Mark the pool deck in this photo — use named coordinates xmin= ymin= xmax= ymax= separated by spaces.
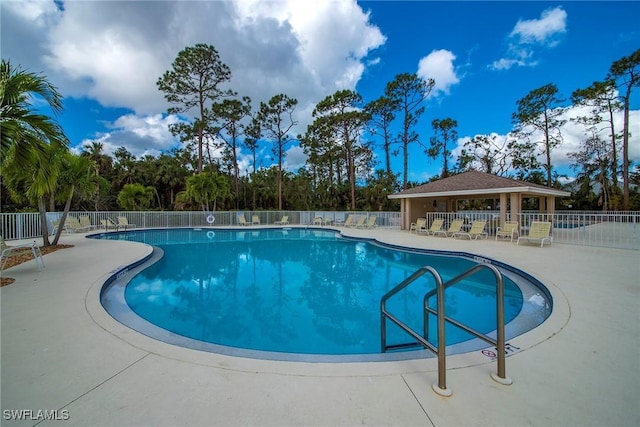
xmin=1 ymin=227 xmax=638 ymax=427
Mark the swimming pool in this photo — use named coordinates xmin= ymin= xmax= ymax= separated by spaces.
xmin=97 ymin=228 xmax=552 ymax=362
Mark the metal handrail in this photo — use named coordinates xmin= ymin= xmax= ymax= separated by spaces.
xmin=380 ymin=263 xmax=512 ymax=397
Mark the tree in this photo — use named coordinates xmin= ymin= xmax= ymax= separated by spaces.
xmin=385 ymin=73 xmax=435 ymax=189
xmin=512 ymin=83 xmax=566 ymax=187
xmin=0 ymin=60 xmax=68 ymax=171
xmin=81 ymin=141 xmax=114 ymax=210
xmin=117 ymin=183 xmax=156 ymax=211
xmin=211 ymin=96 xmax=252 ymax=207
xmin=571 ymin=80 xmax=622 ymax=209
xmin=256 ymin=94 xmax=298 ymax=210
xmin=244 ymin=116 xmax=261 ymax=210
xmin=311 ymin=90 xmax=370 ymax=209
xmin=428 ymin=118 xmax=457 ymax=178
xmin=157 ymin=44 xmax=233 ymax=173
xmin=365 ymin=96 xmax=397 ymax=175
xmin=51 ymin=153 xmax=104 ymax=245
xmin=568 ymin=129 xmax=614 ymax=211
xmin=608 ymin=48 xmax=640 ymax=210
xmin=2 ymin=144 xmax=62 ymax=246
xmin=455 ymin=134 xmax=518 ymax=176
xmin=183 ymin=172 xmax=231 ymax=212
xmin=0 ymin=60 xmax=69 ymax=245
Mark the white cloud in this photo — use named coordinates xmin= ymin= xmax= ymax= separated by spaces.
xmin=81 ymin=114 xmax=182 ymax=158
xmin=490 ymin=6 xmax=567 ymax=71
xmin=1 ymin=0 xmax=386 ymax=165
xmin=510 ymin=7 xmax=567 ymax=44
xmin=12 ymin=0 xmax=384 ymax=128
xmin=417 ymin=49 xmax=460 ymax=96
xmin=453 ymin=105 xmax=640 ymax=178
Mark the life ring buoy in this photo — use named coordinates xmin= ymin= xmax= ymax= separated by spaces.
xmin=206 ymin=214 xmax=215 ymax=224
xmin=206 ymin=230 xmax=215 ymax=239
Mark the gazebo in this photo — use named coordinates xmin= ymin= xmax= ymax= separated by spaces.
xmin=388 ymin=170 xmax=571 ymax=230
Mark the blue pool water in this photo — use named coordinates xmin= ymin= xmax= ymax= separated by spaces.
xmin=97 ymin=228 xmax=551 ymax=359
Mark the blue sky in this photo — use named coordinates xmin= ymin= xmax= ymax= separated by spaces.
xmin=2 ymin=0 xmax=639 ymax=184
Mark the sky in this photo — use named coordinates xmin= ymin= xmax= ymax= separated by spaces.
xmin=2 ymin=0 xmax=639 ymax=184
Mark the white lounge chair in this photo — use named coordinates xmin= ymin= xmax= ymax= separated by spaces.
xmin=357 ymin=216 xmax=377 ymax=229
xmin=496 ymin=221 xmax=519 ymax=242
xmin=453 ymin=220 xmax=488 ymax=240
xmin=517 ymin=221 xmax=552 ymax=247
xmin=117 ymin=216 xmax=135 ymax=231
xmin=274 ymin=215 xmax=289 ymax=225
xmin=433 ymin=219 xmax=464 ymax=237
xmin=410 ymin=218 xmax=427 ymax=234
xmin=1 ymin=236 xmax=45 ymax=273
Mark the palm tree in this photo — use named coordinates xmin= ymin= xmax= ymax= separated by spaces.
xmin=51 ymin=153 xmax=105 ymax=245
xmin=117 ymin=183 xmax=156 ymax=211
xmin=0 ymin=60 xmax=68 ymax=170
xmin=1 ymin=60 xmax=69 ymax=245
xmin=184 ymin=172 xmax=231 ymax=212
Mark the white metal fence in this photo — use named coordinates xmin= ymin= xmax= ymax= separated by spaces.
xmin=2 ymin=210 xmax=638 ymax=250
xmin=0 ymin=210 xmax=400 ymax=239
xmin=423 ymin=211 xmax=640 ymax=250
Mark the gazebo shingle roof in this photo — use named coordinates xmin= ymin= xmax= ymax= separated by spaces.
xmin=389 ymin=170 xmax=569 ymax=198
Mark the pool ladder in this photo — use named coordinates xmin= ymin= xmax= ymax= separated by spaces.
xmin=380 ymin=263 xmax=513 ymax=397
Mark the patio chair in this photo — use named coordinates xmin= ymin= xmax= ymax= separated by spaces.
xmin=495 ymin=221 xmax=519 ymax=242
xmin=343 ymin=215 xmax=356 ymax=227
xmin=410 ymin=218 xmax=427 ymax=234
xmin=67 ymin=216 xmax=92 ymax=233
xmin=322 ymin=216 xmax=333 ymax=225
xmin=1 ymin=236 xmax=45 ymax=273
xmin=117 ymin=216 xmax=136 ymax=231
xmin=425 ymin=218 xmax=445 ymax=236
xmin=312 ymin=216 xmax=323 ymax=225
xmin=274 ymin=215 xmax=289 ymax=225
xmin=51 ymin=219 xmax=69 ymax=235
xmin=101 ymin=218 xmax=119 ymax=231
xmin=251 ymin=215 xmax=261 ymax=225
xmin=237 ymin=215 xmax=249 ymax=226
xmin=354 ymin=216 xmax=367 ymax=228
xmin=517 ymin=221 xmax=552 ymax=247
xmin=79 ymin=215 xmax=97 ymax=231
xmin=357 ymin=215 xmax=377 ymax=229
xmin=453 ymin=220 xmax=488 ymax=240
xmin=433 ymin=219 xmax=464 ymax=237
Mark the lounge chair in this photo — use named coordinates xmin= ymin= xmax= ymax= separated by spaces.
xmin=101 ymin=218 xmax=119 ymax=231
xmin=313 ymin=216 xmax=323 ymax=225
xmin=517 ymin=221 xmax=552 ymax=247
xmin=357 ymin=215 xmax=377 ymax=229
xmin=354 ymin=216 xmax=367 ymax=228
xmin=79 ymin=215 xmax=96 ymax=231
xmin=117 ymin=216 xmax=135 ymax=231
xmin=274 ymin=215 xmax=289 ymax=225
xmin=237 ymin=215 xmax=249 ymax=226
xmin=1 ymin=236 xmax=45 ymax=273
xmin=453 ymin=220 xmax=488 ymax=240
xmin=51 ymin=219 xmax=68 ymax=234
xmin=496 ymin=221 xmax=519 ymax=242
xmin=410 ymin=218 xmax=427 ymax=234
xmin=343 ymin=215 xmax=356 ymax=227
xmin=433 ymin=219 xmax=464 ymax=237
xmin=67 ymin=216 xmax=92 ymax=233
xmin=322 ymin=216 xmax=333 ymax=225
xmin=425 ymin=218 xmax=445 ymax=236
xmin=251 ymin=215 xmax=261 ymax=225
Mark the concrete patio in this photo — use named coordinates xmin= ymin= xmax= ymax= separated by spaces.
xmin=1 ymin=228 xmax=638 ymax=426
